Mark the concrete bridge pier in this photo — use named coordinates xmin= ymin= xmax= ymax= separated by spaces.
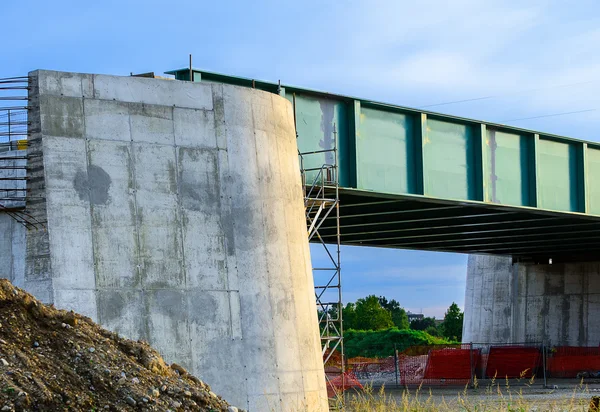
xmin=463 ymin=255 xmax=600 ymax=346
xmin=0 ymin=70 xmax=328 ymax=411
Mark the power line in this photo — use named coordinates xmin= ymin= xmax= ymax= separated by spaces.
xmin=419 ymin=95 xmax=496 ymax=108
xmin=418 ymin=80 xmax=596 ymax=109
xmin=501 ymin=108 xmax=596 ymax=123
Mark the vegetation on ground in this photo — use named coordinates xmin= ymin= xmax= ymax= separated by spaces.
xmin=333 ymin=379 xmax=599 ymax=412
xmin=344 ymin=328 xmax=453 ymax=358
xmin=339 ymin=295 xmax=464 ymax=341
xmin=334 ymin=295 xmax=465 ymax=358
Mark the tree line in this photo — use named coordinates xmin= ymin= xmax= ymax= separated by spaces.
xmin=341 ymin=295 xmax=464 ymax=341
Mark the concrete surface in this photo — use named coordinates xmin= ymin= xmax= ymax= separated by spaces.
xmin=7 ymin=70 xmax=328 ymax=411
xmin=463 ymin=255 xmax=600 ymax=346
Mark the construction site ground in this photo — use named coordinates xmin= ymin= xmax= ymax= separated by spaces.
xmin=0 ymin=279 xmax=239 ymax=411
xmin=347 ymin=380 xmax=600 ymax=410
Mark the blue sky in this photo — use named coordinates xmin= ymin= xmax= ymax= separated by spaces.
xmin=4 ymin=0 xmax=600 ymax=318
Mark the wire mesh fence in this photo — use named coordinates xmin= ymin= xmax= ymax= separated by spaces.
xmin=327 ymin=342 xmax=583 ymax=390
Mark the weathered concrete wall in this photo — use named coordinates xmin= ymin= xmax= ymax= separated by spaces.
xmin=21 ymin=70 xmax=328 ymax=411
xmin=463 ymin=255 xmax=600 ymax=346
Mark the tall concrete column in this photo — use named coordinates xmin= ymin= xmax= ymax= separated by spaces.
xmin=15 ymin=70 xmax=328 ymax=411
xmin=463 ymin=254 xmax=600 ymax=346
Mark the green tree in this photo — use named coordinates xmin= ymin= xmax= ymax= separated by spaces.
xmin=343 ymin=328 xmax=452 ymax=358
xmin=342 ymin=302 xmax=357 ymax=330
xmin=377 ymin=296 xmax=409 ymax=330
xmin=410 ymin=316 xmax=437 ymax=331
xmin=425 ymin=325 xmax=440 ymax=337
xmin=344 ymin=295 xmax=394 ymax=331
xmin=441 ymin=302 xmax=464 ymax=341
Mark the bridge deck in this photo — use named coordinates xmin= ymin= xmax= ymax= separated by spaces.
xmin=0 ymin=69 xmax=565 ymax=261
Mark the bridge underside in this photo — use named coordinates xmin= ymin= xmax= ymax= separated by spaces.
xmin=316 ymin=189 xmax=600 ymax=263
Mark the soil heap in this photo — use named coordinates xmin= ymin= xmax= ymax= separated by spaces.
xmin=0 ymin=279 xmax=239 ymax=411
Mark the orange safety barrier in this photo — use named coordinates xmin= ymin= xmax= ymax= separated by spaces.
xmin=484 ymin=346 xmax=541 ymax=378
xmin=423 ymin=348 xmax=477 ymax=380
xmin=326 ymin=371 xmax=363 ymax=398
xmin=547 ymin=346 xmax=600 ymax=378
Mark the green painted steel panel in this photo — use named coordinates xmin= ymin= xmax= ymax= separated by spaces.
xmin=167 ymin=68 xmax=600 ymax=220
xmin=537 ymin=138 xmax=581 ymax=212
xmin=587 ymin=147 xmax=600 ymax=214
xmin=423 ymin=119 xmax=479 ymax=200
xmin=483 ymin=129 xmax=533 ymax=207
xmin=356 ymin=107 xmax=417 ymax=195
xmin=163 ymin=68 xmax=600 ymax=260
xmin=286 ymin=94 xmax=350 ymax=186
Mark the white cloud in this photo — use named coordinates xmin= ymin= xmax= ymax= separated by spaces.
xmin=265 ymin=0 xmax=600 ymax=140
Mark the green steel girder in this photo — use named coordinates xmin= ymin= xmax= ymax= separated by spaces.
xmin=167 ymin=68 xmax=600 ymax=262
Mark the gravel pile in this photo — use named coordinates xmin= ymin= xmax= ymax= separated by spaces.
xmin=0 ymin=279 xmax=241 ymax=411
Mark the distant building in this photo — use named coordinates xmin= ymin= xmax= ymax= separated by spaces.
xmin=407 ymin=312 xmax=424 ymax=323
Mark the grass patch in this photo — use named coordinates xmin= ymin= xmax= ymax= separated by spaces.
xmin=332 ymin=379 xmax=598 ymax=411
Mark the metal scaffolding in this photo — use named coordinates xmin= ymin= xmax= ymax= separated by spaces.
xmin=297 ymin=123 xmax=345 ymax=393
xmin=0 ymin=75 xmax=41 ymax=229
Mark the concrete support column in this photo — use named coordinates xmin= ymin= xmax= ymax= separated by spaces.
xmin=464 ymin=254 xmax=600 ymax=346
xmin=11 ymin=70 xmax=328 ymax=411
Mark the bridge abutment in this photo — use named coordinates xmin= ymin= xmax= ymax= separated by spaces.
xmin=464 ymin=255 xmax=600 ymax=346
xmin=0 ymin=70 xmax=328 ymax=411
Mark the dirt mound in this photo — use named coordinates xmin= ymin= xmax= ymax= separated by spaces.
xmin=0 ymin=279 xmax=239 ymax=411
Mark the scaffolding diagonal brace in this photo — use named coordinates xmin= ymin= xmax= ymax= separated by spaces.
xmin=298 ymin=122 xmax=345 ymax=396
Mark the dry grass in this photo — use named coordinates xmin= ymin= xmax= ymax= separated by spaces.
xmin=331 ymin=377 xmax=598 ymax=412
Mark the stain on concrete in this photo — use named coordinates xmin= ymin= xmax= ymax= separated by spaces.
xmin=561 ymin=296 xmax=570 ymax=344
xmin=231 ymin=204 xmax=258 ymax=251
xmin=151 ymin=289 xmax=187 ymax=322
xmin=40 ymin=95 xmax=85 ymax=138
xmin=167 ymin=160 xmax=178 ymax=194
xmin=544 ymin=271 xmax=565 ymax=295
xmin=128 ymin=103 xmax=173 ymax=120
xmin=223 ymin=221 xmax=236 ymax=257
xmin=178 ymin=148 xmax=220 ymax=213
xmin=212 ymin=86 xmax=227 ymax=149
xmin=98 ymin=290 xmax=127 ymax=321
xmin=189 ymin=292 xmax=218 ymax=326
xmin=96 ymin=290 xmax=148 ymax=341
xmin=276 ymin=295 xmax=291 ymax=320
xmin=73 ymin=165 xmax=112 ymax=205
